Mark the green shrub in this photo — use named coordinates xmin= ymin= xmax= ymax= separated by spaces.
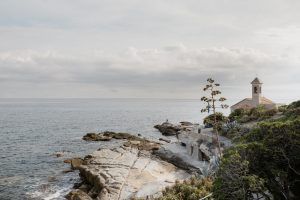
xmin=230 ymin=106 xmax=278 ymax=123
xmin=157 ymin=177 xmax=213 ymax=200
xmin=213 ymin=116 xmax=300 ymax=200
xmin=229 ymin=108 xmax=247 ymax=122
xmin=203 ymin=112 xmax=228 ymax=128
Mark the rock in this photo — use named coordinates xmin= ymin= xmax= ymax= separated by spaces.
xmin=48 ymin=176 xmax=57 ymax=182
xmin=63 ymin=169 xmax=74 ymax=174
xmin=154 ymin=122 xmax=180 ymax=136
xmin=123 ymin=140 xmax=161 ymax=151
xmin=153 ymin=148 xmax=202 ymax=175
xmin=55 ymin=152 xmax=64 ymax=157
xmin=83 ymin=131 xmax=161 ymax=152
xmin=180 ymin=121 xmax=194 ymax=126
xmin=71 ymin=158 xmax=83 ymax=170
xmin=82 ymin=133 xmax=98 ymax=141
xmin=64 ymin=159 xmax=72 ymax=163
xmin=70 ymin=147 xmax=191 ymax=200
xmin=78 ymin=184 xmax=91 ymax=193
xmin=82 ymin=131 xmax=140 ymax=141
xmin=83 ymin=133 xmax=112 ymax=141
xmin=66 ymin=189 xmax=93 ymax=200
xmin=159 ymin=138 xmax=171 ymax=143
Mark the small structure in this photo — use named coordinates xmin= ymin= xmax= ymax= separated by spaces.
xmin=231 ymin=77 xmax=276 ymax=112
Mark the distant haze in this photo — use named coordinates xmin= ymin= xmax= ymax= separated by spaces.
xmin=0 ymin=0 xmax=299 ymax=104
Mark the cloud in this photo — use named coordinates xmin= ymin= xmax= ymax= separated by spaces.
xmin=0 ymin=45 xmax=299 ymax=99
xmin=0 ymin=0 xmax=299 ymax=101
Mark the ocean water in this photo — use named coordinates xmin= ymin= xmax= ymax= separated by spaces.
xmin=0 ymin=98 xmax=207 ymax=200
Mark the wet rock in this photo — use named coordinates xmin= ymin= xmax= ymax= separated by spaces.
xmin=71 ymin=158 xmax=84 ymax=170
xmin=55 ymin=152 xmax=64 ymax=157
xmin=63 ymin=169 xmax=74 ymax=174
xmin=64 ymin=159 xmax=72 ymax=163
xmin=82 ymin=131 xmax=140 ymax=141
xmin=66 ymin=189 xmax=93 ymax=200
xmin=48 ymin=176 xmax=57 ymax=182
xmin=82 ymin=133 xmax=112 ymax=141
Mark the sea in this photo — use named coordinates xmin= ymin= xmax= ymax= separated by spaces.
xmin=0 ymin=98 xmax=212 ymax=200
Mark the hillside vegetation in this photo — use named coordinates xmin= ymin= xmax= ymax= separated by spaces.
xmin=160 ymin=100 xmax=300 ymax=200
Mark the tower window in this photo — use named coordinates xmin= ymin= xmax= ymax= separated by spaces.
xmin=254 ymin=86 xmax=258 ymax=94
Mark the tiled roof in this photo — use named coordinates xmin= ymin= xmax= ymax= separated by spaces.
xmin=230 ymin=98 xmax=252 ymax=108
xmin=260 ymin=97 xmax=275 ymax=104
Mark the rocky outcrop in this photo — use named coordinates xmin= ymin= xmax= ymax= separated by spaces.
xmin=153 ymin=148 xmax=202 ymax=175
xmin=154 ymin=122 xmax=181 ymax=136
xmin=70 ymin=147 xmax=190 ymax=200
xmin=66 ymin=128 xmax=219 ymax=199
xmin=154 ymin=121 xmax=198 ymax=136
xmin=66 ymin=189 xmax=93 ymax=200
xmin=83 ymin=132 xmax=161 ymax=151
xmin=82 ymin=132 xmax=138 ymax=141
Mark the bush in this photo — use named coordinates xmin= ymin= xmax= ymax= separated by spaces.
xmin=220 ymin=122 xmax=250 ymax=140
xmin=203 ymin=112 xmax=228 ymax=128
xmin=213 ymin=116 xmax=300 ymax=200
xmin=157 ymin=177 xmax=213 ymax=200
xmin=213 ymin=149 xmax=267 ymax=200
xmin=229 ymin=106 xmax=278 ymax=123
xmin=229 ymin=108 xmax=247 ymax=122
xmin=283 ymin=100 xmax=300 ymax=119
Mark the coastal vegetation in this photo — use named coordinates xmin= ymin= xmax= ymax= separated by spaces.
xmin=213 ymin=102 xmax=300 ymax=199
xmin=157 ymin=177 xmax=213 ymax=200
xmin=160 ymin=100 xmax=299 ymax=200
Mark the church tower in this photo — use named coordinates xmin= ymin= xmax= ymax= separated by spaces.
xmin=251 ymin=77 xmax=262 ymax=106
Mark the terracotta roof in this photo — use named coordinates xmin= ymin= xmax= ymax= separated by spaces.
xmin=230 ymin=96 xmax=275 ymax=108
xmin=230 ymin=98 xmax=252 ymax=108
xmin=260 ymin=97 xmax=275 ymax=104
xmin=251 ymin=77 xmax=262 ymax=84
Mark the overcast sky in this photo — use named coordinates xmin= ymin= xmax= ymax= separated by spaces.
xmin=0 ymin=0 xmax=299 ymax=103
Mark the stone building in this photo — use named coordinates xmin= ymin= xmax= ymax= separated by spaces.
xmin=230 ymin=77 xmax=277 ymax=112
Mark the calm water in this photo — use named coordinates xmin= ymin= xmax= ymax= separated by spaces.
xmin=0 ymin=98 xmax=207 ymax=200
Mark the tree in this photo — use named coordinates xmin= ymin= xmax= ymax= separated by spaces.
xmin=201 ymin=78 xmax=228 ymax=156
xmin=213 ymin=148 xmax=268 ymax=200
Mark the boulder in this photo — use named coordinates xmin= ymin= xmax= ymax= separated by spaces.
xmin=154 ymin=122 xmax=180 ymax=136
xmin=153 ymin=148 xmax=202 ymax=175
xmin=71 ymin=158 xmax=83 ymax=170
xmin=66 ymin=189 xmax=93 ymax=200
xmin=54 ymin=152 xmax=64 ymax=157
xmin=180 ymin=121 xmax=194 ymax=126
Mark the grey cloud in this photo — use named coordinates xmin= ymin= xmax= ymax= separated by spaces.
xmin=0 ymin=46 xmax=299 ymax=90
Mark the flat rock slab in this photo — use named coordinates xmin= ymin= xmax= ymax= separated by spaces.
xmin=78 ymin=147 xmax=190 ymax=200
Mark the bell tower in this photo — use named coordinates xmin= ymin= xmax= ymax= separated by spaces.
xmin=251 ymin=77 xmax=262 ymax=106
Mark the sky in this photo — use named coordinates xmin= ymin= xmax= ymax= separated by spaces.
xmin=0 ymin=0 xmax=299 ymax=103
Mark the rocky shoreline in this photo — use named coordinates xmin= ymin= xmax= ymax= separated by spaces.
xmin=64 ymin=122 xmax=221 ymax=200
